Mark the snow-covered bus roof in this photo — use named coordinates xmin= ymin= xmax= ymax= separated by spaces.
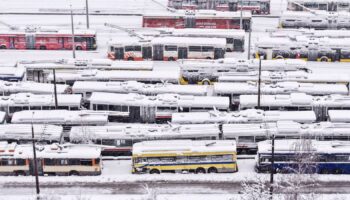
xmin=20 ymin=60 xmax=154 ymax=71
xmin=281 ymin=10 xmax=350 ymax=18
xmin=0 ymin=81 xmax=69 ymax=94
xmin=69 ymin=124 xmax=220 ymax=141
xmin=164 ymin=28 xmax=245 ymax=39
xmin=240 ymin=93 xmax=350 ymax=109
xmin=151 ymin=36 xmax=226 ymax=47
xmin=72 ymin=81 xmax=208 ymax=96
xmin=143 ymin=10 xmax=252 ymax=18
xmin=269 ymin=29 xmax=350 ymax=39
xmin=171 ymin=109 xmax=316 ymax=124
xmin=288 ymin=0 xmax=350 ymax=3
xmin=258 ymin=140 xmax=350 ymax=155
xmin=47 ymin=70 xmax=180 ymax=84
xmin=0 ymin=67 xmax=25 ymax=80
xmin=0 ymin=124 xmax=62 ymax=142
xmin=90 ymin=92 xmax=229 ymax=109
xmin=0 ymin=29 xmax=96 ymax=36
xmin=328 ymin=110 xmax=350 ymax=123
xmin=0 ymin=93 xmax=81 ymax=108
xmin=218 ymin=71 xmax=349 ymax=83
xmin=4 ymin=143 xmax=101 ymax=159
xmin=11 ymin=110 xmax=108 ymax=126
xmin=133 ymin=140 xmax=237 ymax=155
xmin=213 ymin=82 xmax=348 ymax=96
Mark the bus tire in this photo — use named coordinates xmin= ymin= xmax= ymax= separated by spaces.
xmin=0 ymin=45 xmax=6 ymax=49
xmin=69 ymin=170 xmax=79 ymax=176
xmin=127 ymin=57 xmax=134 ymax=61
xmin=76 ymin=46 xmax=82 ymax=50
xmin=208 ymin=167 xmax=218 ymax=173
xmin=168 ymin=57 xmax=175 ymax=61
xmin=39 ymin=46 xmax=47 ymax=50
xmin=206 ymin=57 xmax=212 ymax=60
xmin=196 ymin=167 xmax=206 ymax=174
xmin=15 ymin=171 xmax=26 ymax=176
xmin=202 ymin=79 xmax=211 ymax=85
xmin=320 ymin=57 xmax=328 ymax=62
xmin=150 ymin=169 xmax=160 ymax=174
xmin=275 ymin=55 xmax=284 ymax=59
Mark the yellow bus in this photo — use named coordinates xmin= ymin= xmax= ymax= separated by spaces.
xmin=132 ymin=140 xmax=237 ymax=174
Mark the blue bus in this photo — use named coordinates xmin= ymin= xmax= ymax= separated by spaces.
xmin=256 ymin=140 xmax=350 ymax=174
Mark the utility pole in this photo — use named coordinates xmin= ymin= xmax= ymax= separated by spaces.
xmin=85 ymin=0 xmax=90 ymax=29
xmin=53 ymin=69 xmax=58 ymax=109
xmin=31 ymin=113 xmax=40 ymax=197
xmin=270 ymin=134 xmax=275 ymax=199
xmin=70 ymin=5 xmax=76 ymax=58
xmin=247 ymin=22 xmax=252 ymax=59
xmin=240 ymin=0 xmax=243 ymax=30
xmin=257 ymin=56 xmax=263 ymax=108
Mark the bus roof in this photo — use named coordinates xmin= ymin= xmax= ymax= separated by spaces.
xmin=328 ymin=110 xmax=350 ymax=123
xmin=72 ymin=81 xmax=208 ymax=96
xmin=143 ymin=10 xmax=252 ymax=18
xmin=0 ymin=67 xmax=25 ymax=79
xmin=171 ymin=109 xmax=316 ymax=124
xmin=151 ymin=36 xmax=226 ymax=46
xmin=132 ymin=140 xmax=237 ymax=155
xmin=69 ymin=124 xmax=220 ymax=141
xmin=0 ymin=29 xmax=96 ymax=36
xmin=0 ymin=124 xmax=62 ymax=141
xmin=90 ymin=92 xmax=229 ymax=109
xmin=0 ymin=81 xmax=69 ymax=94
xmin=11 ymin=110 xmax=108 ymax=125
xmin=288 ymin=0 xmax=349 ymax=4
xmin=169 ymin=28 xmax=245 ymax=38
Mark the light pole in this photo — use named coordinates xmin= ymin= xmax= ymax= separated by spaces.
xmin=270 ymin=134 xmax=275 ymax=199
xmin=31 ymin=113 xmax=40 ymax=197
xmin=85 ymin=0 xmax=90 ymax=29
xmin=53 ymin=69 xmax=58 ymax=109
xmin=239 ymin=0 xmax=243 ymax=30
xmin=70 ymin=5 xmax=76 ymax=58
xmin=247 ymin=21 xmax=252 ymax=59
xmin=257 ymin=56 xmax=263 ymax=108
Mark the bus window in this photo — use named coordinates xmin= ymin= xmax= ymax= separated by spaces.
xmin=202 ymin=46 xmax=214 ymax=52
xmin=9 ymin=106 xmax=22 ymax=113
xmin=97 ymin=104 xmax=108 ymax=110
xmin=80 ymin=160 xmax=93 ymax=166
xmin=165 ymin=45 xmax=177 ymax=51
xmin=226 ymin=38 xmax=234 ymax=44
xmin=189 ymin=46 xmax=201 ymax=52
xmin=125 ymin=46 xmax=141 ymax=52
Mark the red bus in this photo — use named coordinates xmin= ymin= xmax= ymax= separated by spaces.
xmin=0 ymin=29 xmax=97 ymax=50
xmin=142 ymin=10 xmax=252 ymax=31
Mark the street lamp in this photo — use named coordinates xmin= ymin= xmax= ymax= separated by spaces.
xmin=70 ymin=5 xmax=76 ymax=59
xmin=270 ymin=134 xmax=275 ymax=199
xmin=85 ymin=0 xmax=90 ymax=29
xmin=31 ymin=113 xmax=40 ymax=197
xmin=257 ymin=56 xmax=263 ymax=108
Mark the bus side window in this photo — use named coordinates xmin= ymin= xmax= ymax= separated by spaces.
xmin=80 ymin=159 xmax=93 ymax=166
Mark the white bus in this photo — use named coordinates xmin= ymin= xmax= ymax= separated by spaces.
xmin=239 ymin=93 xmax=350 ymax=121
xmin=20 ymin=59 xmax=154 ymax=82
xmin=0 ymin=80 xmax=70 ymax=95
xmin=69 ymin=124 xmax=220 ymax=156
xmin=89 ymin=92 xmax=229 ymax=122
xmin=171 ymin=109 xmax=317 ymax=124
xmin=107 ymin=36 xmax=226 ymax=61
xmin=287 ymin=0 xmax=350 ymax=12
xmin=269 ymin=29 xmax=350 ymax=39
xmin=72 ymin=81 xmax=209 ymax=103
xmin=0 ymin=67 xmax=25 ymax=82
xmin=46 ymin=70 xmax=181 ymax=85
xmin=0 ymin=93 xmax=82 ymax=117
xmin=0 ymin=142 xmax=102 ymax=176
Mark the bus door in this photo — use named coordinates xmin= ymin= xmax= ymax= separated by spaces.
xmin=185 ymin=15 xmax=196 ymax=28
xmin=228 ymin=2 xmax=238 ymax=11
xmin=142 ymin=45 xmax=152 ymax=60
xmin=307 ymin=49 xmax=318 ymax=61
xmin=329 ymin=2 xmax=337 ymax=11
xmin=9 ymin=37 xmax=15 ymax=49
xmin=29 ymin=159 xmax=43 ymax=176
xmin=152 ymin=44 xmax=163 ymax=60
xmin=58 ymin=37 xmax=65 ymax=49
xmin=129 ymin=106 xmax=141 ymax=122
xmin=141 ymin=106 xmax=156 ymax=123
xmin=178 ymin=47 xmax=188 ymax=59
xmin=233 ymin=39 xmax=244 ymax=52
xmin=214 ymin=48 xmax=225 ymax=59
xmin=114 ymin=47 xmax=124 ymax=60
xmin=25 ymin=34 xmax=36 ymax=49
xmin=334 ymin=49 xmax=341 ymax=62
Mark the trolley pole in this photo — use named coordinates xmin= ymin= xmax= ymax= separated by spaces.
xmin=269 ymin=134 xmax=275 ymax=199
xmin=85 ymin=0 xmax=90 ymax=29
xmin=70 ymin=5 xmax=76 ymax=58
xmin=53 ymin=69 xmax=58 ymax=109
xmin=257 ymin=56 xmax=263 ymax=108
xmin=31 ymin=114 xmax=40 ymax=197
xmin=239 ymin=0 xmax=243 ymax=29
xmin=247 ymin=23 xmax=252 ymax=59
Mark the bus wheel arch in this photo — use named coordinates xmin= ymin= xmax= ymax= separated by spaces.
xmin=76 ymin=46 xmax=83 ymax=50
xmin=39 ymin=45 xmax=47 ymax=50
xmin=127 ymin=57 xmax=134 ymax=61
xmin=206 ymin=57 xmax=212 ymax=60
xmin=69 ymin=170 xmax=80 ymax=176
xmin=275 ymin=55 xmax=284 ymax=59
xmin=15 ymin=170 xmax=26 ymax=176
xmin=320 ymin=56 xmax=329 ymax=62
xmin=202 ymin=79 xmax=211 ymax=85
xmin=195 ymin=167 xmax=206 ymax=174
xmin=168 ymin=57 xmax=175 ymax=61
xmin=150 ymin=169 xmax=160 ymax=174
xmin=208 ymin=167 xmax=218 ymax=173
xmin=0 ymin=45 xmax=6 ymax=49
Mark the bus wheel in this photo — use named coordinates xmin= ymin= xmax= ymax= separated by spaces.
xmin=0 ymin=45 xmax=6 ymax=49
xmin=226 ymin=48 xmax=232 ymax=52
xmin=275 ymin=55 xmax=284 ymax=59
xmin=206 ymin=57 xmax=212 ymax=59
xmin=69 ymin=170 xmax=80 ymax=176
xmin=320 ymin=57 xmax=328 ymax=62
xmin=39 ymin=46 xmax=47 ymax=50
xmin=127 ymin=57 xmax=134 ymax=61
xmin=208 ymin=167 xmax=218 ymax=173
xmin=195 ymin=168 xmax=206 ymax=174
xmin=168 ymin=57 xmax=175 ymax=61
xmin=76 ymin=46 xmax=82 ymax=50
xmin=202 ymin=79 xmax=211 ymax=85
xmin=150 ymin=169 xmax=160 ymax=174
xmin=15 ymin=171 xmax=26 ymax=176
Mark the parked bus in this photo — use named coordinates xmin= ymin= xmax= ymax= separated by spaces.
xmin=0 ymin=29 xmax=96 ymax=50
xmin=279 ymin=11 xmax=350 ymax=30
xmin=256 ymin=139 xmax=350 ymax=174
xmin=89 ymin=92 xmax=229 ymax=122
xmin=0 ymin=67 xmax=25 ymax=82
xmin=0 ymin=142 xmax=101 ymax=176
xmin=132 ymin=140 xmax=238 ymax=174
xmin=255 ymin=36 xmax=350 ymax=62
xmin=0 ymin=81 xmax=70 ymax=95
xmin=269 ymin=29 xmax=350 ymax=39
xmin=168 ymin=0 xmax=271 ymax=14
xmin=70 ymin=124 xmax=220 ymax=156
xmin=107 ymin=36 xmax=226 ymax=61
xmin=287 ymin=0 xmax=350 ymax=12
xmin=143 ymin=10 xmax=252 ymax=31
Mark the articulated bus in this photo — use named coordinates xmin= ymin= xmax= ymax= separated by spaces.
xmin=256 ymin=140 xmax=350 ymax=174
xmin=107 ymin=36 xmax=226 ymax=61
xmin=0 ymin=142 xmax=101 ymax=176
xmin=132 ymin=140 xmax=238 ymax=174
xmin=254 ymin=36 xmax=350 ymax=62
xmin=0 ymin=29 xmax=96 ymax=50
xmin=143 ymin=10 xmax=252 ymax=31
xmin=168 ymin=0 xmax=271 ymax=14
xmin=0 ymin=81 xmax=70 ymax=95
xmin=287 ymin=0 xmax=350 ymax=12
